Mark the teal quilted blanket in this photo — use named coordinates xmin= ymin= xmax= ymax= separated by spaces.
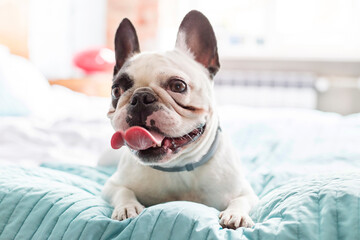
xmin=1 ymin=109 xmax=360 ymax=239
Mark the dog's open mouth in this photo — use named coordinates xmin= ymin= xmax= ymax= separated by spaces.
xmin=111 ymin=124 xmax=206 ymax=159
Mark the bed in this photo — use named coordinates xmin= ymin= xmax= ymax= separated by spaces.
xmin=1 ymin=48 xmax=360 ymax=239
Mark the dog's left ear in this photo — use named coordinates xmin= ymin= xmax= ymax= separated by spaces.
xmin=175 ymin=10 xmax=220 ymax=78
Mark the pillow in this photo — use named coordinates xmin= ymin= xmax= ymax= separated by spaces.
xmin=0 ymin=46 xmax=28 ymax=116
xmin=0 ymin=45 xmax=50 ymax=116
xmin=0 ymin=77 xmax=30 ymax=116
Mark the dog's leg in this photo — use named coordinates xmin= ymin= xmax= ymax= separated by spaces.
xmin=219 ymin=194 xmax=257 ymax=229
xmin=103 ymin=182 xmax=144 ymax=220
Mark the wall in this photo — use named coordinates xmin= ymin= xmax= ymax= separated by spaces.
xmin=0 ymin=0 xmax=29 ymax=58
xmin=106 ymin=0 xmax=158 ymax=51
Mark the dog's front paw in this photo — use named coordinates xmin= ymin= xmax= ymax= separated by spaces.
xmin=219 ymin=210 xmax=254 ymax=229
xmin=112 ymin=203 xmax=145 ymax=220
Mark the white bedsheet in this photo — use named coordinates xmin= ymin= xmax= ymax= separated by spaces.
xmin=1 ymin=85 xmax=359 ymax=168
xmin=0 ymin=86 xmax=113 ymax=166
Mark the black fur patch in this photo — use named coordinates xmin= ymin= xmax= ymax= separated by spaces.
xmin=126 ymin=104 xmax=160 ymax=128
xmin=111 ymin=73 xmax=134 ymax=108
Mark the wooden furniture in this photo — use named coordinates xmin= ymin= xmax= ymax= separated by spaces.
xmin=49 ymin=74 xmax=112 ymax=97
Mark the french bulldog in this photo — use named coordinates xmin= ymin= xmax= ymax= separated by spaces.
xmin=101 ymin=10 xmax=258 ymax=229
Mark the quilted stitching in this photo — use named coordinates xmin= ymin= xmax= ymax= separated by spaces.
xmin=0 ymin=167 xmax=359 ymax=239
xmin=148 ymin=209 xmax=163 ymax=240
xmin=28 ymin=193 xmax=75 ymax=240
xmin=0 ymin=187 xmax=34 ymax=239
xmin=166 ymin=208 xmax=185 ymax=239
xmin=13 ymin=192 xmax=48 ymax=239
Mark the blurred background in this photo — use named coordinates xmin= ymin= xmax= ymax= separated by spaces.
xmin=1 ymin=0 xmax=360 ymax=115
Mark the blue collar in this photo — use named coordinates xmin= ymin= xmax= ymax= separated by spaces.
xmin=151 ymin=126 xmax=221 ymax=172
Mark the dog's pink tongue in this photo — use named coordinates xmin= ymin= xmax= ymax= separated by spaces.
xmin=125 ymin=127 xmax=164 ymax=151
xmin=111 ymin=127 xmax=164 ymax=151
xmin=111 ymin=131 xmax=125 ymax=149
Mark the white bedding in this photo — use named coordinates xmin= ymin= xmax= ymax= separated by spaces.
xmin=1 ymin=83 xmax=359 ymax=169
xmin=0 ymin=86 xmax=113 ymax=166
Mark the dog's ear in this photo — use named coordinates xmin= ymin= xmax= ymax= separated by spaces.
xmin=113 ymin=18 xmax=140 ymax=76
xmin=175 ymin=10 xmax=220 ymax=78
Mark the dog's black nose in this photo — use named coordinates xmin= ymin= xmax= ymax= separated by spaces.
xmin=130 ymin=91 xmax=157 ymax=106
xmin=127 ymin=89 xmax=158 ymax=127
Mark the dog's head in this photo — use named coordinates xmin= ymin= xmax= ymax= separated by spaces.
xmin=108 ymin=10 xmax=220 ymax=165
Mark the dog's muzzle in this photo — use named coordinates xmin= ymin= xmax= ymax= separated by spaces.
xmin=126 ymin=88 xmax=159 ymax=127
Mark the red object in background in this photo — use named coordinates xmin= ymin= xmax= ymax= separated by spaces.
xmin=73 ymin=47 xmax=115 ymax=74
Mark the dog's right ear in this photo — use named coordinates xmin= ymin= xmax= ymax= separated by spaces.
xmin=113 ymin=19 xmax=140 ymax=76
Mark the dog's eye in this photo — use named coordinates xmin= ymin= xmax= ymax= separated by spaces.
xmin=169 ymin=79 xmax=187 ymax=93
xmin=111 ymin=86 xmax=122 ymax=99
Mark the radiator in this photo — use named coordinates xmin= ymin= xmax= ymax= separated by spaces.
xmin=214 ymin=70 xmax=317 ymax=108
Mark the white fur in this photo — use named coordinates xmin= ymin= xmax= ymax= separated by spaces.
xmin=102 ymin=33 xmax=258 ymax=230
